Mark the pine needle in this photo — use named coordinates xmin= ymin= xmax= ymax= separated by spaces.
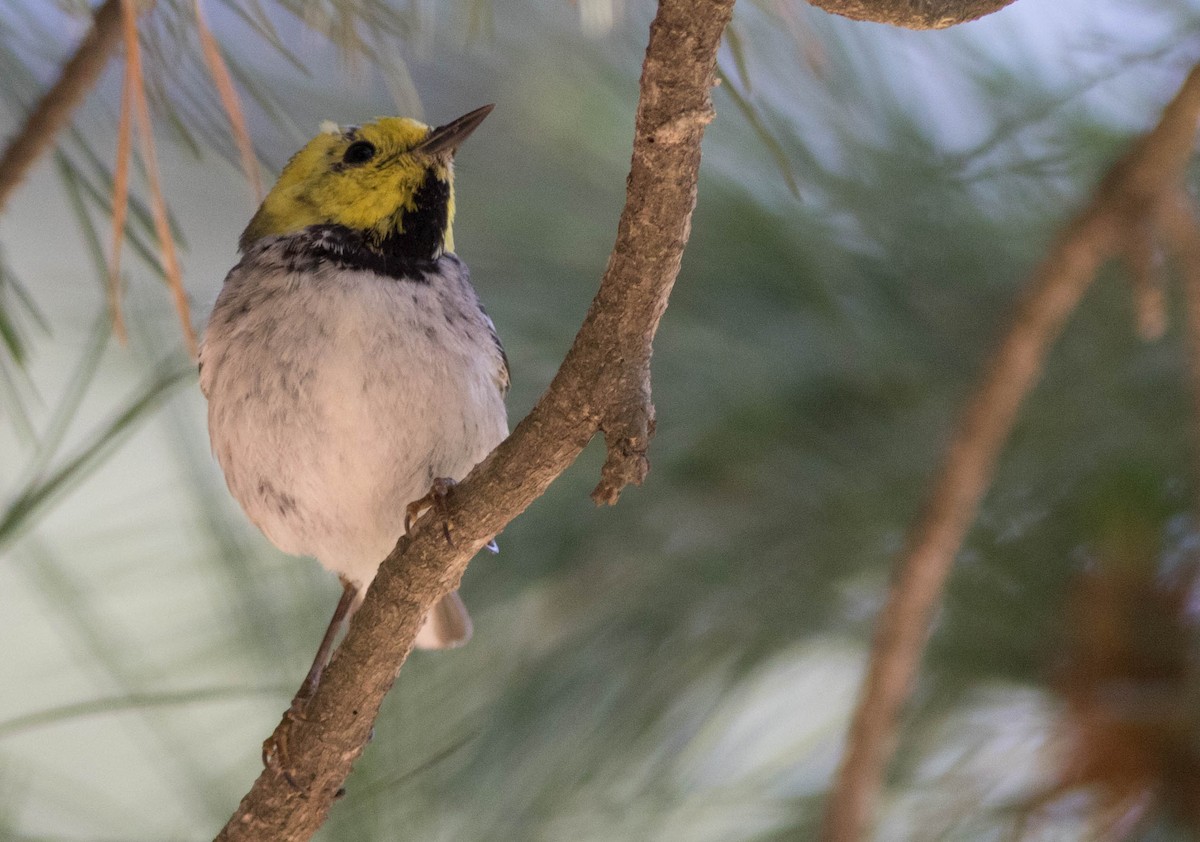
xmin=107 ymin=10 xmax=135 ymax=345
xmin=121 ymin=0 xmax=197 ymax=357
xmin=716 ymin=61 xmax=801 ymax=199
xmin=194 ymin=0 xmax=262 ymax=202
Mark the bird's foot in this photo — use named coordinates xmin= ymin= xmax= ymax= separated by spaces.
xmin=405 ymin=477 xmax=457 ymax=546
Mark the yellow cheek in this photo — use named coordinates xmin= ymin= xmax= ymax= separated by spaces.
xmin=315 ymin=165 xmax=424 ymax=234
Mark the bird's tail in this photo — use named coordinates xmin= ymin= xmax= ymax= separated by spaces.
xmin=414 ymin=589 xmax=473 ymax=649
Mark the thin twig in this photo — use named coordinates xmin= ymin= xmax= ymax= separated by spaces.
xmin=120 ymin=0 xmax=197 ymax=356
xmin=821 ymin=64 xmax=1200 ymax=841
xmin=107 ymin=6 xmax=136 ymax=344
xmin=214 ymin=0 xmax=735 ymax=838
xmin=193 ymin=0 xmax=263 ymax=201
xmin=0 ymin=0 xmax=125 ymax=214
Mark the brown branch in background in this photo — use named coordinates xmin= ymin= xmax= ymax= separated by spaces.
xmin=214 ymin=0 xmax=735 ymax=838
xmin=120 ymin=0 xmax=196 ymax=356
xmin=1160 ymin=197 xmax=1200 ymax=496
xmin=821 ymin=63 xmax=1200 ymax=842
xmin=0 ymin=0 xmax=198 ymax=353
xmin=193 ymin=0 xmax=263 ymax=202
xmin=0 ymin=0 xmax=125 ymax=214
xmin=803 ymin=0 xmax=1016 ymax=29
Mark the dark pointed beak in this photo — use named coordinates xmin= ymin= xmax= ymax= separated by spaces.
xmin=416 ymin=104 xmax=494 ymax=157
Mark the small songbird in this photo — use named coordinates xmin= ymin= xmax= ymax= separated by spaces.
xmin=199 ymin=106 xmax=508 ymax=695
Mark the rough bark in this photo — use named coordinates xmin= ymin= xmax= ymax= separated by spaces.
xmin=821 ymin=63 xmax=1200 ymax=841
xmin=214 ymin=0 xmax=735 ymax=838
xmin=806 ymin=0 xmax=1017 ymax=28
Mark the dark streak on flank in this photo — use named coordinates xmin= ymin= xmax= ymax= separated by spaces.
xmin=258 ymin=479 xmax=298 ymax=517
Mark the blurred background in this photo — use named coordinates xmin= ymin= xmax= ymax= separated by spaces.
xmin=3 ymin=0 xmax=1200 ymax=839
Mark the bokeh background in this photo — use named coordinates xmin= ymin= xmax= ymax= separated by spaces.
xmin=3 ymin=0 xmax=1200 ymax=839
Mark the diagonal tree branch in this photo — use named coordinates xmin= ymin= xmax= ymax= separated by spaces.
xmin=821 ymin=63 xmax=1200 ymax=841
xmin=0 ymin=0 xmax=128 ymax=214
xmin=214 ymin=0 xmax=736 ymax=838
xmin=1159 ymin=195 xmax=1200 ymax=503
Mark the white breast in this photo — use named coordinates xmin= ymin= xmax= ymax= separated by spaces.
xmin=200 ymin=245 xmax=508 ymax=587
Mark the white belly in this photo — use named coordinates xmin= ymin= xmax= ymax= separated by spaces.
xmin=201 ymin=254 xmax=508 ymax=586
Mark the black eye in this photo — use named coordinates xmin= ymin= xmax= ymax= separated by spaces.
xmin=342 ymin=140 xmax=376 ymax=165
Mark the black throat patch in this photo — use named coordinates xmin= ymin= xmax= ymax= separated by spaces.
xmin=304 ymin=168 xmax=451 ymax=280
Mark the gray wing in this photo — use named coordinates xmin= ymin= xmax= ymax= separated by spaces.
xmin=483 ymin=311 xmax=510 ymax=396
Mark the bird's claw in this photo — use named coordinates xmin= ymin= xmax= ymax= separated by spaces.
xmin=405 ymin=477 xmax=457 ymax=546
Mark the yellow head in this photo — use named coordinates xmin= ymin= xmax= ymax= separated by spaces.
xmin=240 ymin=105 xmax=493 ymax=261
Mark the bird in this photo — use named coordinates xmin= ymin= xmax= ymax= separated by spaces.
xmin=199 ymin=105 xmax=509 ymax=699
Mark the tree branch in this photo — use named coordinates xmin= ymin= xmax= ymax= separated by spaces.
xmin=803 ymin=0 xmax=1017 ymax=29
xmin=214 ymin=0 xmax=735 ymax=838
xmin=821 ymin=63 xmax=1200 ymax=841
xmin=0 ymin=0 xmax=127 ymax=214
xmin=1158 ymin=196 xmax=1200 ymax=501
